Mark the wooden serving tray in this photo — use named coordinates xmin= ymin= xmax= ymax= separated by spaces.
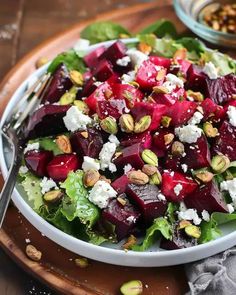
xmin=0 ymin=1 xmax=196 ymax=294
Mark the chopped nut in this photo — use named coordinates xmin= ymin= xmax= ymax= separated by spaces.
xmin=128 ymin=170 xmax=149 ymax=185
xmin=123 ymin=235 xmax=137 ymax=250
xmin=120 ymin=280 xmax=143 ymax=295
xmin=153 ymin=85 xmax=169 ymax=94
xmin=100 ymin=116 xmax=118 ymax=134
xmin=83 ymin=169 xmax=100 ymax=187
xmin=75 ymin=257 xmax=89 ymax=268
xmin=56 ymin=135 xmax=72 ymax=153
xmin=81 ymin=131 xmax=88 ymax=138
xmin=142 ymin=164 xmax=157 ymax=176
xmin=26 ymin=245 xmax=42 ymax=262
xmin=185 ymin=225 xmax=201 ymax=239
xmin=99 ymin=175 xmax=111 ymax=184
xmin=119 ymin=114 xmax=134 ymax=133
xmin=113 ymin=151 xmax=122 ymax=160
xmin=178 ymin=220 xmax=192 ymax=230
xmin=43 ymin=190 xmax=64 ymax=203
xmin=69 ymin=70 xmax=83 ymax=86
xmin=164 ymin=133 xmax=174 ymax=146
xmin=187 ymin=90 xmax=204 ymax=102
xmin=138 ymin=42 xmax=152 ymax=54
xmin=129 ymin=81 xmax=140 ymax=88
xmin=74 ymin=100 xmax=89 ymax=114
xmin=171 ymin=141 xmax=185 ymax=156
xmin=117 ymin=197 xmax=127 ymax=206
xmin=156 ymin=69 xmax=166 ymax=81
xmin=232 ymin=94 xmax=236 ymax=100
xmin=36 ymin=57 xmax=48 ymax=68
xmin=141 ymin=149 xmax=158 ymax=166
xmin=134 ymin=115 xmax=151 ymax=133
xmin=194 ymin=170 xmax=214 ymax=183
xmin=173 ymin=48 xmax=187 ymax=61
xmin=203 ymin=122 xmax=219 ymax=138
xmin=119 ymin=33 xmax=130 ymax=39
xmin=59 ymin=91 xmax=76 ymax=105
xmin=149 ymin=171 xmax=162 ymax=185
xmin=211 ymin=154 xmax=230 ymax=174
xmin=161 ymin=116 xmax=172 ymax=128
xmin=104 ymin=88 xmax=113 ymax=99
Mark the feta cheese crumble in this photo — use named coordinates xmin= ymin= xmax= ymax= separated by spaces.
xmin=178 ymin=208 xmax=202 ymax=225
xmin=99 ymin=142 xmax=117 ymax=172
xmin=165 ymin=73 xmax=184 ymax=88
xmin=121 ymin=70 xmax=136 ymax=84
xmin=227 ymin=203 xmax=235 ymax=214
xmin=88 ymin=180 xmax=117 ymax=209
xmin=82 ymin=156 xmax=100 ymax=171
xmin=175 ymin=125 xmax=202 ymax=144
xmin=124 ymin=164 xmax=132 ymax=175
xmin=24 ymin=142 xmax=40 ymax=153
xmin=181 ymin=164 xmax=188 ymax=173
xmin=73 ymin=38 xmax=90 ymax=52
xmin=174 ymin=183 xmax=183 ymax=196
xmin=201 ymin=210 xmax=210 ymax=222
xmin=227 ymin=106 xmax=236 ymax=127
xmin=19 ymin=166 xmax=29 ymax=174
xmin=126 ymin=48 xmax=148 ymax=68
xmin=157 ymin=193 xmax=166 ymax=201
xmin=40 ymin=177 xmax=58 ymax=194
xmin=63 ymin=106 xmax=92 ymax=132
xmin=108 ymin=134 xmax=120 ymax=146
xmin=203 ymin=62 xmax=218 ymax=79
xmin=220 ymin=178 xmax=236 ymax=204
xmin=126 ymin=216 xmax=136 ymax=223
xmin=116 ymin=56 xmax=131 ymax=67
xmin=188 ymin=111 xmax=203 ymax=125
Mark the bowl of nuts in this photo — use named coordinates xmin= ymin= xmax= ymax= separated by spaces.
xmin=174 ymin=0 xmax=236 ymax=48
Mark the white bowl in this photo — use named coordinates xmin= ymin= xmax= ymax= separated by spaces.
xmin=1 ymin=38 xmax=236 ymax=267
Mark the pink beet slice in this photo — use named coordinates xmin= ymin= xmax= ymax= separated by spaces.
xmin=84 ymin=45 xmax=106 ymax=68
xmin=153 ymin=129 xmax=174 ymax=152
xmin=184 ymin=180 xmax=228 ymax=213
xmin=150 ymin=87 xmax=186 ymax=106
xmin=93 ymin=59 xmax=114 ymax=82
xmin=126 ymin=184 xmax=167 ymax=223
xmin=169 ymin=59 xmax=191 ymax=78
xmin=111 ymin=175 xmax=129 ymax=194
xmin=135 ymin=60 xmax=166 ymax=90
xmin=96 ymin=99 xmax=126 ymax=119
xmin=201 ymin=98 xmax=218 ymax=121
xmin=41 ymin=64 xmax=73 ymax=104
xmin=182 ymin=135 xmax=211 ymax=170
xmin=167 ymin=100 xmax=197 ymax=126
xmin=70 ymin=127 xmax=104 ymax=159
xmin=212 ymin=121 xmax=236 ymax=161
xmin=99 ymin=40 xmax=127 ymax=66
xmin=161 ymin=171 xmax=197 ymax=202
xmin=25 ymin=150 xmax=53 ymax=177
xmin=186 ymin=64 xmax=207 ymax=91
xmin=102 ymin=194 xmax=141 ymax=241
xmin=114 ymin=143 xmax=144 ymax=170
xmin=120 ymin=131 xmax=152 ymax=149
xmin=81 ymin=77 xmax=98 ymax=97
xmin=47 ymin=154 xmax=79 ymax=181
xmin=112 ymin=83 xmax=143 ymax=108
xmin=24 ymin=105 xmax=70 ymax=139
xmin=149 ymin=55 xmax=171 ymax=69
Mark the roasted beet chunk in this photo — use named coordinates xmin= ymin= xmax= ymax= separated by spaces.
xmin=99 ymin=40 xmax=127 ymax=67
xmin=24 ymin=105 xmax=70 ymax=139
xmin=102 ymin=194 xmax=141 ymax=241
xmin=186 ymin=64 xmax=207 ymax=91
xmin=111 ymin=175 xmax=129 ymax=194
xmin=42 ymin=64 xmax=73 ymax=103
xmin=93 ymin=60 xmax=114 ymax=82
xmin=206 ymin=73 xmax=236 ymax=105
xmin=70 ymin=127 xmax=104 ymax=158
xmin=84 ymin=45 xmax=106 ymax=68
xmin=160 ymin=222 xmax=197 ymax=250
xmin=212 ymin=121 xmax=236 ymax=161
xmin=120 ymin=131 xmax=152 ymax=149
xmin=25 ymin=150 xmax=53 ymax=177
xmin=126 ymin=184 xmax=167 ymax=223
xmin=166 ymin=101 xmax=197 ymax=126
xmin=184 ymin=180 xmax=228 ymax=213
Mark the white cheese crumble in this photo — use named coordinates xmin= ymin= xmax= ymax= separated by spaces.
xmin=110 ymin=99 xmax=127 ymax=115
xmin=82 ymin=156 xmax=100 ymax=171
xmin=157 ymin=193 xmax=166 ymax=201
xmin=63 ymin=106 xmax=92 ymax=132
xmin=93 ymin=81 xmax=103 ymax=87
xmin=19 ymin=166 xmax=29 ymax=174
xmin=174 ymin=183 xmax=183 ymax=196
xmin=188 ymin=111 xmax=204 ymax=125
xmin=227 ymin=203 xmax=235 ymax=214
xmin=175 ymin=125 xmax=202 ymax=144
xmin=124 ymin=164 xmax=132 ymax=175
xmin=126 ymin=48 xmax=148 ymax=68
xmin=165 ymin=73 xmax=184 ymax=88
xmin=201 ymin=210 xmax=210 ymax=222
xmin=25 ymin=238 xmax=31 ymax=244
xmin=121 ymin=70 xmax=136 ymax=84
xmin=126 ymin=216 xmax=136 ymax=223
xmin=227 ymin=106 xmax=236 ymax=127
xmin=203 ymin=62 xmax=218 ymax=79
xmin=40 ymin=177 xmax=58 ymax=194
xmin=73 ymin=38 xmax=90 ymax=52
xmin=179 ymin=201 xmax=187 ymax=212
xmin=88 ymin=180 xmax=117 ymax=209
xmin=24 ymin=142 xmax=40 ymax=153
xmin=116 ymin=56 xmax=131 ymax=67
xmin=178 ymin=209 xmax=202 ymax=225
xmin=108 ymin=134 xmax=120 ymax=146
xmin=99 ymin=142 xmax=117 ymax=172
xmin=220 ymin=178 xmax=236 ymax=204
xmin=181 ymin=164 xmax=188 ymax=173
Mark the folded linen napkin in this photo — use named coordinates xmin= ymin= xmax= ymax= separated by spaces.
xmin=185 ymin=248 xmax=236 ymax=295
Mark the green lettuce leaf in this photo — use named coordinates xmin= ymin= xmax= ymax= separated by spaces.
xmin=60 ymin=170 xmax=100 ymax=227
xmin=140 ymin=19 xmax=178 ymax=39
xmin=152 ymin=38 xmax=182 ymax=58
xmin=47 ymin=49 xmax=86 ymax=73
xmin=29 ymin=136 xmax=62 ymax=155
xmin=166 ymin=202 xmax=179 ymax=223
xmin=175 ymin=37 xmax=205 ymax=55
xmin=132 ymin=217 xmax=172 ymax=251
xmin=80 ymin=22 xmax=131 ymax=44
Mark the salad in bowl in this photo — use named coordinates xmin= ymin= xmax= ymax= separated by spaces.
xmin=2 ymin=20 xmax=236 ymax=264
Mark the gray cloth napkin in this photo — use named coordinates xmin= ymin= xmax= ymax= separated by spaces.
xmin=185 ymin=248 xmax=236 ymax=295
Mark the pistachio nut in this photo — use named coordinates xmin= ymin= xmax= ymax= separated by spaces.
xmin=117 ymin=196 xmax=127 ymax=206
xmin=149 ymin=170 xmax=162 ymax=185
xmin=203 ymin=122 xmax=219 ymax=138
xmin=178 ymin=220 xmax=192 ymax=230
xmin=211 ymin=154 xmax=230 ymax=174
xmin=122 ymin=235 xmax=137 ymax=250
xmin=69 ymin=70 xmax=83 ymax=86
xmin=141 ymin=149 xmax=158 ymax=166
xmin=74 ymin=100 xmax=90 ymax=114
xmin=171 ymin=141 xmax=185 ymax=156
xmin=26 ymin=245 xmax=42 ymax=262
xmin=81 ymin=131 xmax=89 ymax=138
xmin=99 ymin=175 xmax=111 ymax=184
xmin=134 ymin=115 xmax=151 ymax=133
xmin=224 ymin=170 xmax=234 ymax=180
xmin=56 ymin=135 xmax=72 ymax=153
xmin=119 ymin=114 xmax=134 ymax=133
xmin=100 ymin=116 xmax=118 ymax=134
xmin=43 ymin=190 xmax=64 ymax=203
xmin=142 ymin=164 xmax=157 ymax=176
xmin=120 ymin=280 xmax=143 ymax=295
xmin=104 ymin=88 xmax=113 ymax=99
xmin=83 ymin=169 xmax=100 ymax=187
xmin=36 ymin=57 xmax=48 ymax=68
xmin=119 ymin=33 xmax=130 ymax=39
xmin=185 ymin=225 xmax=201 ymax=239
xmin=138 ymin=42 xmax=152 ymax=54
xmin=186 ymin=90 xmax=204 ymax=102
xmin=194 ymin=170 xmax=214 ymax=183
xmin=173 ymin=48 xmax=187 ymax=60
xmin=75 ymin=257 xmax=89 ymax=268
xmin=152 ymin=85 xmax=169 ymax=94
xmin=156 ymin=69 xmax=166 ymax=81
xmin=164 ymin=133 xmax=174 ymax=146
xmin=59 ymin=91 xmax=76 ymax=105
xmin=161 ymin=116 xmax=172 ymax=128
xmin=128 ymin=170 xmax=149 ymax=185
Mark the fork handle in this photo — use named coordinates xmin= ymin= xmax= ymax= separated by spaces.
xmin=0 ymin=146 xmax=22 ymax=228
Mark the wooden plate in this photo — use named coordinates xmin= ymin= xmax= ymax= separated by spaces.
xmin=0 ymin=2 xmax=190 ymax=294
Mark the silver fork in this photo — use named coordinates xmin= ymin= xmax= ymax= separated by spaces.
xmin=0 ymin=72 xmax=51 ymax=227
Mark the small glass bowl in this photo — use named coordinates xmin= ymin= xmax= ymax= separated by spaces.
xmin=173 ymin=0 xmax=236 ymax=48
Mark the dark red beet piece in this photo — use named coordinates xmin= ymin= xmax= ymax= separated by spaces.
xmin=186 ymin=64 xmax=207 ymax=91
xmin=102 ymin=194 xmax=141 ymax=241
xmin=126 ymin=184 xmax=167 ymax=223
xmin=81 ymin=77 xmax=98 ymax=97
xmin=99 ymin=41 xmax=127 ymax=66
xmin=120 ymin=131 xmax=152 ymax=149
xmin=24 ymin=105 xmax=70 ymax=139
xmin=165 ymin=155 xmax=182 ymax=171
xmin=93 ymin=59 xmax=114 ymax=82
xmin=161 ymin=171 xmax=198 ymax=202
xmin=212 ymin=121 xmax=236 ymax=161
xmin=47 ymin=154 xmax=79 ymax=181
xmin=84 ymin=45 xmax=106 ymax=68
xmin=111 ymin=175 xmax=129 ymax=194
xmin=96 ymin=99 xmax=127 ymax=119
xmin=153 ymin=129 xmax=174 ymax=152
xmin=201 ymin=98 xmax=218 ymax=120
xmin=114 ymin=143 xmax=144 ymax=170
xmin=184 ymin=180 xmax=228 ymax=213
xmin=167 ymin=100 xmax=197 ymax=126
xmin=149 ymin=55 xmax=171 ymax=69
xmin=25 ymin=150 xmax=53 ymax=177
xmin=70 ymin=127 xmax=104 ymax=159
xmin=150 ymin=88 xmax=186 ymax=106
xmin=41 ymin=64 xmax=73 ymax=104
